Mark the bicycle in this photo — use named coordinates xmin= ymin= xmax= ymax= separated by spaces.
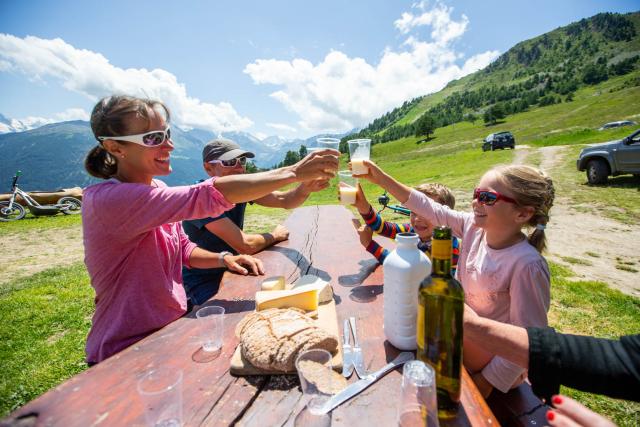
xmin=0 ymin=171 xmax=82 ymax=222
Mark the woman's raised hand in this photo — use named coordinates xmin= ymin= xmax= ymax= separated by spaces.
xmin=293 ymin=149 xmax=340 ymax=182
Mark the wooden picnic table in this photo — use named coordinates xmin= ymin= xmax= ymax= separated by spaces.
xmin=4 ymin=205 xmax=546 ymax=427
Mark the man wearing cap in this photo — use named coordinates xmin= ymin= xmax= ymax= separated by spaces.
xmin=182 ymin=138 xmax=329 ymax=308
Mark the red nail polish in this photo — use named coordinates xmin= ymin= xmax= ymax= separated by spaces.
xmin=552 ymin=395 xmax=563 ymax=405
xmin=546 ymin=410 xmax=555 ymax=421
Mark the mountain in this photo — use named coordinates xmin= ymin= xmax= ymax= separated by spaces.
xmin=0 ymin=120 xmax=352 ymax=191
xmin=350 ymin=11 xmax=640 ymax=143
xmin=0 ymin=113 xmax=55 ymax=134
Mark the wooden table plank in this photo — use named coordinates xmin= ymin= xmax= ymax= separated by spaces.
xmin=4 ymin=205 xmax=500 ymax=427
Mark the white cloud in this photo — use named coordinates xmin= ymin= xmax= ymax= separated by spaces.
xmin=394 ymin=2 xmax=468 ymax=45
xmin=54 ymin=107 xmax=90 ymax=121
xmin=244 ymin=2 xmax=499 ymax=134
xmin=253 ymin=131 xmax=268 ymax=140
xmin=0 ymin=59 xmax=12 ymax=71
xmin=266 ymin=122 xmax=297 ymax=133
xmin=0 ymin=34 xmax=252 ymax=133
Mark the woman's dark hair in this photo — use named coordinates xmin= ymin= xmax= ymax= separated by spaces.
xmin=84 ymin=95 xmax=170 ymax=179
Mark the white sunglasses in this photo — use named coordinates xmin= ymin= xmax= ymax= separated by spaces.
xmin=97 ymin=127 xmax=171 ymax=147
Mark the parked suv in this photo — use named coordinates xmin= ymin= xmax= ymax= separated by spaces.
xmin=577 ymin=129 xmax=640 ymax=184
xmin=482 ymin=131 xmax=515 ymax=151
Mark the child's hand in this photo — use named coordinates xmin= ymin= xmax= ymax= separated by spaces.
xmin=350 ymin=159 xmax=384 ymax=185
xmin=356 ymin=224 xmax=373 ymax=248
xmin=354 ymin=183 xmax=371 ymax=213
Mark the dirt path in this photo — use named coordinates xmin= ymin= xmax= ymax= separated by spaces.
xmin=0 ymin=227 xmax=84 ymax=288
xmin=516 ymin=145 xmax=640 ymax=297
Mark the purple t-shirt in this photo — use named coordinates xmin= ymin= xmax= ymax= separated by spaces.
xmin=82 ymin=178 xmax=234 ymax=363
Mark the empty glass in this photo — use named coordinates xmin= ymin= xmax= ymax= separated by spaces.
xmin=316 ymin=137 xmax=341 ymax=151
xmin=137 ymin=368 xmax=183 ymax=427
xmin=348 ymin=139 xmax=371 ymax=175
xmin=196 ymin=305 xmax=225 ymax=352
xmin=295 ymin=349 xmax=334 ymax=416
xmin=397 ymin=360 xmax=439 ymax=427
xmin=338 ymin=170 xmax=357 ymax=205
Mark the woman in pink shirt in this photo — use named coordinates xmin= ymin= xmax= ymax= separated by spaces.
xmin=83 ymin=95 xmax=339 ymax=364
xmin=354 ymin=160 xmax=555 ymax=397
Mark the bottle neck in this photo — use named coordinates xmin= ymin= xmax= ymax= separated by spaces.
xmin=431 ymin=237 xmax=452 ymax=277
xmin=396 ymin=232 xmax=420 ymax=249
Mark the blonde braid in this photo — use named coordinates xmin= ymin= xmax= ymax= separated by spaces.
xmin=493 ymin=165 xmax=555 ymax=253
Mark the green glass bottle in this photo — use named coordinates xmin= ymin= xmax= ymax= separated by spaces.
xmin=416 ymin=226 xmax=464 ymax=419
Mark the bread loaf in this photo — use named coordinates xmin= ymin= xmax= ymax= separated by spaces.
xmin=236 ymin=308 xmax=339 ymax=372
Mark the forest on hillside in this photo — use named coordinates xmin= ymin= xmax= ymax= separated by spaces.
xmin=342 ymin=12 xmax=640 ymax=146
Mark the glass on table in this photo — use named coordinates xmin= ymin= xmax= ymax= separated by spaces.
xmin=348 ymin=139 xmax=371 ymax=175
xmin=295 ymin=349 xmax=334 ymax=416
xmin=397 ymin=360 xmax=439 ymax=427
xmin=337 ymin=170 xmax=357 ymax=205
xmin=137 ymin=367 xmax=183 ymax=427
xmin=196 ymin=305 xmax=225 ymax=352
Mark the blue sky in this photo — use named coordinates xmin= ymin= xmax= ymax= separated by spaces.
xmin=0 ymin=0 xmax=638 ymax=139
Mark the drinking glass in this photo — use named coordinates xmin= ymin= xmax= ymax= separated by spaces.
xmin=295 ymin=349 xmax=334 ymax=416
xmin=196 ymin=305 xmax=225 ymax=352
xmin=316 ymin=137 xmax=340 ymax=151
xmin=397 ymin=360 xmax=439 ymax=427
xmin=137 ymin=368 xmax=183 ymax=427
xmin=338 ymin=170 xmax=357 ymax=205
xmin=348 ymin=139 xmax=371 ymax=175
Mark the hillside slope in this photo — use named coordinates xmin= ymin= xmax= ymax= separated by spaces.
xmin=349 ymin=11 xmax=639 ymax=144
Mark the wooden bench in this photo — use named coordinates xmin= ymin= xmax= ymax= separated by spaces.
xmin=3 ymin=205 xmax=547 ymax=426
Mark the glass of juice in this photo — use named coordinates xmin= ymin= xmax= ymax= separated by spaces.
xmin=348 ymin=139 xmax=371 ymax=175
xmin=338 ymin=170 xmax=357 ymax=205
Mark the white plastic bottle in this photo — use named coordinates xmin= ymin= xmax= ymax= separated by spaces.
xmin=383 ymin=232 xmax=432 ymax=350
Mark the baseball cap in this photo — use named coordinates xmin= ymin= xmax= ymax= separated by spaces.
xmin=202 ymin=138 xmax=255 ymax=162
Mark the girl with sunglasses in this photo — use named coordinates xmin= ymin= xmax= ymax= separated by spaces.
xmin=353 ymin=160 xmax=555 ymax=398
xmin=83 ymin=95 xmax=339 ymax=364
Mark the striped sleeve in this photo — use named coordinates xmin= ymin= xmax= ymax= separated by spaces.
xmin=451 ymin=236 xmax=460 ymax=276
xmin=361 ymin=206 xmax=411 ymax=239
xmin=366 ymin=240 xmax=389 ymax=264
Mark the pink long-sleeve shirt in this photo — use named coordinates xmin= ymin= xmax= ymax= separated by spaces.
xmin=405 ymin=189 xmax=550 ymax=393
xmin=82 ymin=178 xmax=234 ymax=364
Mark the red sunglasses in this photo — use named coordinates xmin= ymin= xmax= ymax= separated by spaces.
xmin=473 ymin=188 xmax=518 ymax=206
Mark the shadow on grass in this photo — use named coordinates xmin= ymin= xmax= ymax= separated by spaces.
xmin=581 ymin=175 xmax=640 ymax=190
xmin=484 ymin=120 xmax=507 ymax=127
xmin=415 ymin=136 xmax=436 ymax=144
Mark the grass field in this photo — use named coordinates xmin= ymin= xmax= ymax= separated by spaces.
xmin=1 ymin=74 xmax=640 ymax=422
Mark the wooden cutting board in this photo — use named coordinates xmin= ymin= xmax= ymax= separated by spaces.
xmin=230 ymin=300 xmax=343 ymax=375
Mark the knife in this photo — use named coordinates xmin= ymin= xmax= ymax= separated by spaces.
xmin=318 ymin=351 xmax=414 ymax=414
xmin=349 ymin=316 xmax=367 ymax=378
xmin=341 ymin=318 xmax=354 ymax=378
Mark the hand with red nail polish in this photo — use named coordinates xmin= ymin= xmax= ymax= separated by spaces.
xmin=545 ymin=394 xmax=616 ymax=427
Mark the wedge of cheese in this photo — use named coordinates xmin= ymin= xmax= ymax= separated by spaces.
xmin=261 ymin=276 xmax=286 ymax=291
xmin=255 ymin=288 xmax=319 ymax=312
xmin=287 ymin=275 xmax=334 ymax=303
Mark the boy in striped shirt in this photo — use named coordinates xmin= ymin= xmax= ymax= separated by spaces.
xmin=353 ymin=183 xmax=460 ymax=275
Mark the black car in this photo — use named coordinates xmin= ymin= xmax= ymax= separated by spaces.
xmin=482 ymin=131 xmax=516 ymax=151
